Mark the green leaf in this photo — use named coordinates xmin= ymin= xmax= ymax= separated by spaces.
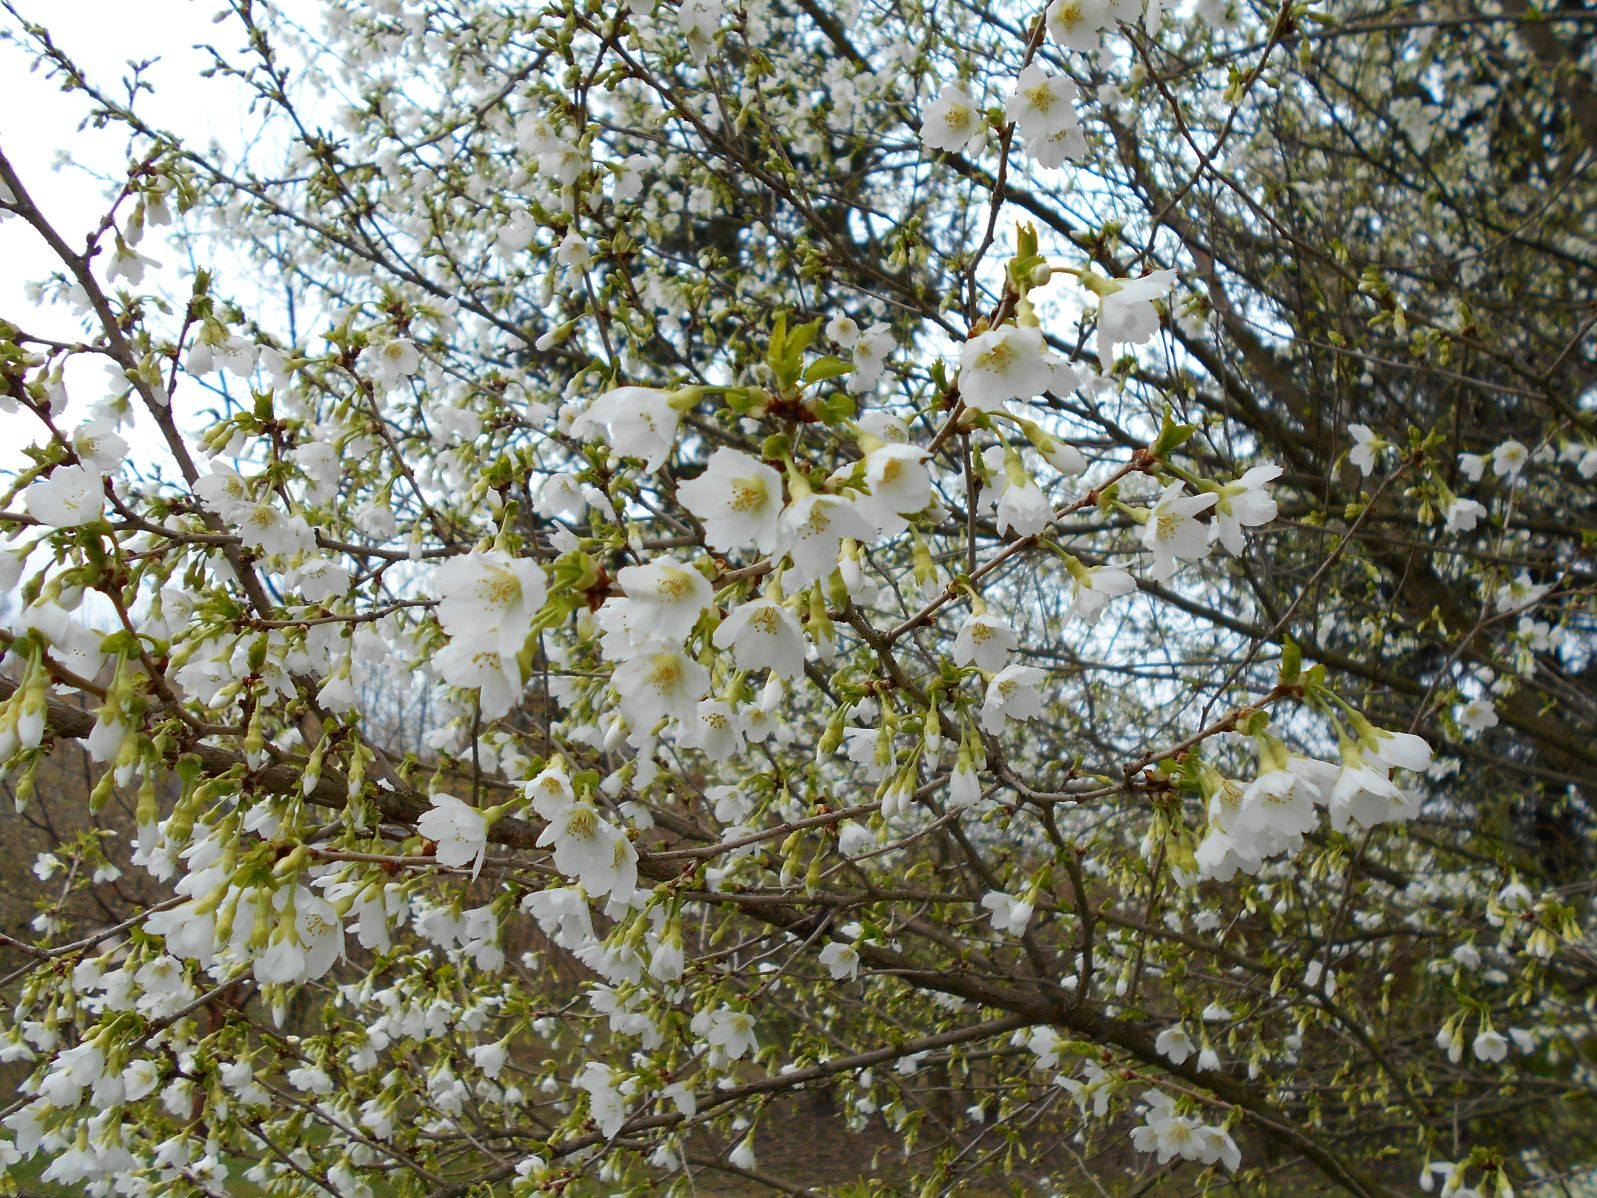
xmin=801 ymin=355 xmax=854 ymax=383
xmin=723 ymin=386 xmax=767 ymax=414
xmin=1150 ymin=406 xmax=1197 ymax=457
xmin=786 ymin=316 xmax=822 ymax=360
xmin=766 ymin=311 xmax=788 ymax=373
xmin=770 ymin=316 xmax=823 ymax=387
xmin=810 ymin=392 xmax=856 ymax=424
xmin=1279 ymin=635 xmax=1302 ymax=686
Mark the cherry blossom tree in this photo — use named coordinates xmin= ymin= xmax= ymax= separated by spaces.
xmin=1 ymin=0 xmax=1595 ymax=1195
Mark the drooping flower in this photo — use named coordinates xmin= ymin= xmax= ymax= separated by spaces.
xmin=575 ymin=1062 xmax=631 ymax=1138
xmin=523 ymin=885 xmax=597 ymax=949
xmin=121 ymin=1059 xmax=161 ymax=1101
xmin=982 ymin=447 xmax=1054 ymax=537
xmin=611 ymin=152 xmax=652 ymax=201
xmin=1457 ymin=698 xmax=1498 ymax=733
xmin=1155 ymin=1025 xmax=1195 ymax=1065
xmin=537 ymin=136 xmax=587 ymax=186
xmin=470 ymin=1040 xmax=510 ymax=1079
xmin=1194 ymin=769 xmax=1268 ymax=881
xmin=556 ymin=230 xmax=592 ymax=272
xmin=729 ymin=1136 xmax=758 ymax=1170
xmin=981 ymin=890 xmax=1034 ymax=935
xmin=1209 ymin=464 xmax=1282 ymax=556
xmin=106 ymin=239 xmax=160 ymax=285
xmin=526 ymin=762 xmax=577 ymax=821
xmin=1494 ymin=571 xmax=1551 ymax=614
xmin=1473 ymin=1028 xmax=1509 ymax=1063
xmin=1233 ymin=766 xmax=1322 ymax=848
xmin=948 ymin=759 xmax=984 ymax=809
xmin=677 ymin=448 xmax=784 ymax=554
xmin=1128 ymin=1090 xmax=1241 ymax=1172
xmin=536 ymin=802 xmax=637 ymax=899
xmin=847 ymin=323 xmax=897 ymax=394
xmin=648 ymin=927 xmax=686 ymax=982
xmin=256 ymin=887 xmax=345 ymax=985
xmin=697 ymin=1006 xmax=758 ymax=1060
xmin=1027 ymin=119 xmax=1088 ymax=168
xmin=1348 ymin=424 xmax=1385 ymax=474
xmin=1326 ymin=745 xmax=1415 ymax=831
xmin=679 ymin=0 xmax=724 ymax=61
xmin=434 ymin=637 xmax=525 ymax=719
xmin=533 ymin=471 xmax=587 ymax=521
xmin=1441 ymin=493 xmax=1486 ymax=533
xmin=818 ymin=940 xmax=860 ymax=979
xmin=1065 ymin=563 xmax=1136 ymax=624
xmin=1360 ymin=723 xmax=1433 ymax=774
xmin=1025 ymin=421 xmax=1088 ymax=475
xmin=1093 ymin=268 xmax=1176 ymax=368
xmin=842 ymin=724 xmax=887 ymax=782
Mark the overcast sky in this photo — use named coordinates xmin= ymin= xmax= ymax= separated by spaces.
xmin=0 ymin=1 xmax=319 ymax=476
xmin=2 ymin=2 xmax=259 ymax=328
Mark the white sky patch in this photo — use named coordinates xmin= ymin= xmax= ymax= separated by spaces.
xmin=0 ymin=0 xmax=316 ymax=476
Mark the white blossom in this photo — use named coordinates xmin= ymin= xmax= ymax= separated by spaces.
xmin=981 ymin=890 xmax=1034 ymax=935
xmin=1141 ymin=483 xmax=1217 ymax=583
xmin=24 ymin=465 xmax=104 ymax=527
xmin=1093 ymin=269 xmax=1176 ymax=367
xmin=777 ymin=492 xmax=876 ymax=584
xmin=980 ymin=665 xmax=1046 ymax=733
xmin=678 ymin=448 xmax=785 ymax=554
xmin=952 ymin=610 xmax=1017 ymax=671
xmin=921 ymin=84 xmax=983 ymax=153
xmin=712 ymin=598 xmax=807 ymax=678
xmin=417 ymin=793 xmax=489 ymax=877
xmin=360 ymin=338 xmax=420 ymax=390
xmin=570 ymin=386 xmax=688 ymax=472
xmin=1209 ymin=464 xmax=1281 ymax=556
xmin=1349 ymin=423 xmax=1384 ymax=474
xmin=958 ymin=324 xmax=1053 ymax=412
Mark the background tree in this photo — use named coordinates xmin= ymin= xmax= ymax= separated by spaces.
xmin=1 ymin=0 xmax=1594 ymax=1195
